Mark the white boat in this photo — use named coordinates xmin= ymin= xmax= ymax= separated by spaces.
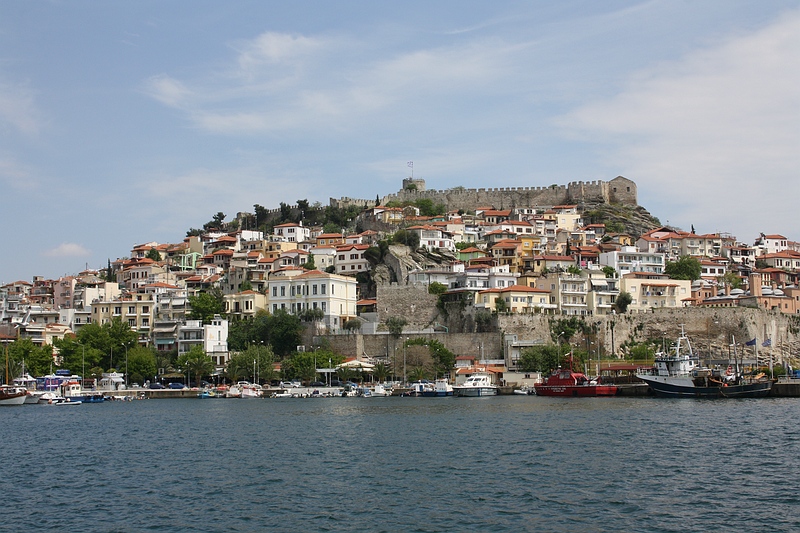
xmin=238 ymin=382 xmax=263 ymax=398
xmin=513 ymin=386 xmax=536 ymax=395
xmin=0 ymin=385 xmax=28 ymax=406
xmin=431 ymin=378 xmax=454 ymax=397
xmin=13 ymin=373 xmax=44 ymax=403
xmin=370 ymin=384 xmax=390 ymax=397
xmin=61 ymin=380 xmax=105 ymax=403
xmin=453 ymin=372 xmax=498 ymax=397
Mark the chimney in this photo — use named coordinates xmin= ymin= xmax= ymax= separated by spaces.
xmin=749 ymin=273 xmax=762 ymax=297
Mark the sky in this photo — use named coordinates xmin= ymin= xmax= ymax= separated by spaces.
xmin=1 ymin=0 xmax=799 ymax=283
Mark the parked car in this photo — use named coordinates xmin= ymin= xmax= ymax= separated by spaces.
xmin=168 ymin=382 xmax=187 ymax=389
xmin=310 ymin=381 xmax=325 ymax=387
xmin=149 ymin=383 xmax=165 ymax=389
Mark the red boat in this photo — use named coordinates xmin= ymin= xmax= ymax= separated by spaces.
xmin=534 ymin=369 xmax=618 ymax=397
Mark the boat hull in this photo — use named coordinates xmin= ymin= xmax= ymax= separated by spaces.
xmin=453 ymin=387 xmax=498 ymax=397
xmin=534 ymin=384 xmax=618 ymax=397
xmin=639 ymin=376 xmax=773 ymax=398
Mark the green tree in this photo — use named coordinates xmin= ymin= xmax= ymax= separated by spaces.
xmin=614 ymin=291 xmax=633 ymax=314
xmin=474 ymin=310 xmax=494 ymax=333
xmin=299 ymin=307 xmax=325 ymax=322
xmin=301 ymin=254 xmax=316 ymax=270
xmin=372 ymin=362 xmax=390 ymax=383
xmin=268 ymin=310 xmax=303 ymax=357
xmin=385 ymin=317 xmax=407 ymax=337
xmin=718 ymin=271 xmax=743 ymax=290
xmin=602 ymin=266 xmax=617 ymax=278
xmin=146 ymin=248 xmax=162 ymax=261
xmin=227 ymin=344 xmax=275 ymax=384
xmin=343 ymin=319 xmax=362 ymax=333
xmin=203 ymin=211 xmax=226 ymax=230
xmin=665 ymin=255 xmax=702 ymax=280
xmin=518 ymin=345 xmax=562 ymax=373
xmin=126 ymin=346 xmax=158 ymax=385
xmin=392 ymin=229 xmax=420 ymax=249
xmin=494 ymin=297 xmax=508 ymax=313
xmin=7 ymin=338 xmax=54 ymax=378
xmin=427 ymin=281 xmax=448 ymax=296
xmin=177 ymin=346 xmax=215 ymax=387
xmin=281 ymin=351 xmax=319 ymax=383
xmin=188 ymin=291 xmax=225 ymax=323
xmin=239 ymin=279 xmax=253 ymax=292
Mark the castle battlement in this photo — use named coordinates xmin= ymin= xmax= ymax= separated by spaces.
xmin=334 ymin=176 xmax=636 ymax=212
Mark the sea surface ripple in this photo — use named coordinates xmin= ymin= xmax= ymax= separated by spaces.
xmin=2 ymin=396 xmax=799 ymax=532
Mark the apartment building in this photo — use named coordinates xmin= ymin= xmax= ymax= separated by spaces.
xmin=267 ymin=270 xmax=357 ymax=331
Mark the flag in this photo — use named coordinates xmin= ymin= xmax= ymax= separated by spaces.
xmin=745 ymin=338 xmax=757 ymax=346
xmin=762 ymin=339 xmax=771 ymax=347
xmin=407 ymin=161 xmax=413 ymax=168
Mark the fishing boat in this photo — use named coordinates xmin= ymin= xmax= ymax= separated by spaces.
xmin=635 ymin=326 xmax=772 ymax=398
xmin=61 ymin=380 xmax=105 ymax=403
xmin=453 ymin=372 xmax=498 ymax=397
xmin=534 ymin=369 xmax=617 ymax=397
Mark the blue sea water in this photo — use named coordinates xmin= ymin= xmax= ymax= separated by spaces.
xmin=2 ymin=395 xmax=799 ymax=532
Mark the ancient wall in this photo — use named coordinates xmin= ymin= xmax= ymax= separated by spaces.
xmin=331 ymin=176 xmax=638 ymax=212
xmin=316 ymin=331 xmax=503 ymax=361
xmin=312 ymin=305 xmax=797 ymax=365
xmin=375 ymin=282 xmax=440 ymax=330
xmin=499 ymin=306 xmax=798 ymax=362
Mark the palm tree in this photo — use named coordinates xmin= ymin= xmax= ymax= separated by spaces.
xmin=372 ymin=362 xmax=390 ymax=383
xmin=177 ymin=346 xmax=215 ymax=387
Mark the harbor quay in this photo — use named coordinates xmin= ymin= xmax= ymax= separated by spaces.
xmin=99 ymin=379 xmax=800 ymax=399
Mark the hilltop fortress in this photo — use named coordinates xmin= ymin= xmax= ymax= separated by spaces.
xmin=332 ymin=175 xmax=638 ymax=212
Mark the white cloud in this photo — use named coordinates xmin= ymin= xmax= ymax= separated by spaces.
xmin=0 ymin=154 xmax=38 ymax=190
xmin=44 ymin=243 xmax=91 ymax=258
xmin=559 ymin=9 xmax=800 ymax=241
xmin=144 ymin=30 xmax=521 ymax=136
xmin=0 ymin=79 xmax=42 ymax=135
xmin=143 ymin=74 xmax=192 ymax=107
xmin=234 ymin=32 xmax=326 ymax=70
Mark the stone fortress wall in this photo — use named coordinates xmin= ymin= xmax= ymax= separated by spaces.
xmin=332 ymin=176 xmax=638 ymax=211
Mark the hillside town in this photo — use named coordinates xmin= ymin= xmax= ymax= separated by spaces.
xmin=2 ymin=176 xmax=799 ymax=391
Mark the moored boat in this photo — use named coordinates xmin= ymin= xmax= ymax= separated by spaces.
xmin=635 ymin=326 xmax=773 ymax=398
xmin=453 ymin=372 xmax=498 ymax=397
xmin=60 ymin=380 xmax=105 ymax=403
xmin=427 ymin=378 xmax=454 ymax=397
xmin=534 ymin=369 xmax=617 ymax=397
xmin=0 ymin=385 xmax=28 ymax=406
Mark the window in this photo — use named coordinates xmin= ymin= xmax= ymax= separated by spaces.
xmin=312 ymin=285 xmax=317 ymax=295
xmin=273 ymin=286 xmax=277 ymax=297
xmin=280 ymin=286 xmax=285 ymax=297
xmin=321 ymin=284 xmax=326 ymax=294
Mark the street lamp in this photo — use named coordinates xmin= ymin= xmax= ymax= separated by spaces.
xmin=124 ymin=342 xmax=129 ymax=389
xmin=403 ymin=337 xmax=408 ymax=385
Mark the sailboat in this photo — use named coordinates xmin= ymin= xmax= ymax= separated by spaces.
xmin=1 ymin=343 xmax=27 ymax=406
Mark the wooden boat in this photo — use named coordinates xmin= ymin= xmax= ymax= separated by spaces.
xmin=0 ymin=385 xmax=28 ymax=406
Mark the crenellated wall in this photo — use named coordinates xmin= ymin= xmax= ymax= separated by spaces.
xmin=332 ymin=176 xmax=637 ymax=211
